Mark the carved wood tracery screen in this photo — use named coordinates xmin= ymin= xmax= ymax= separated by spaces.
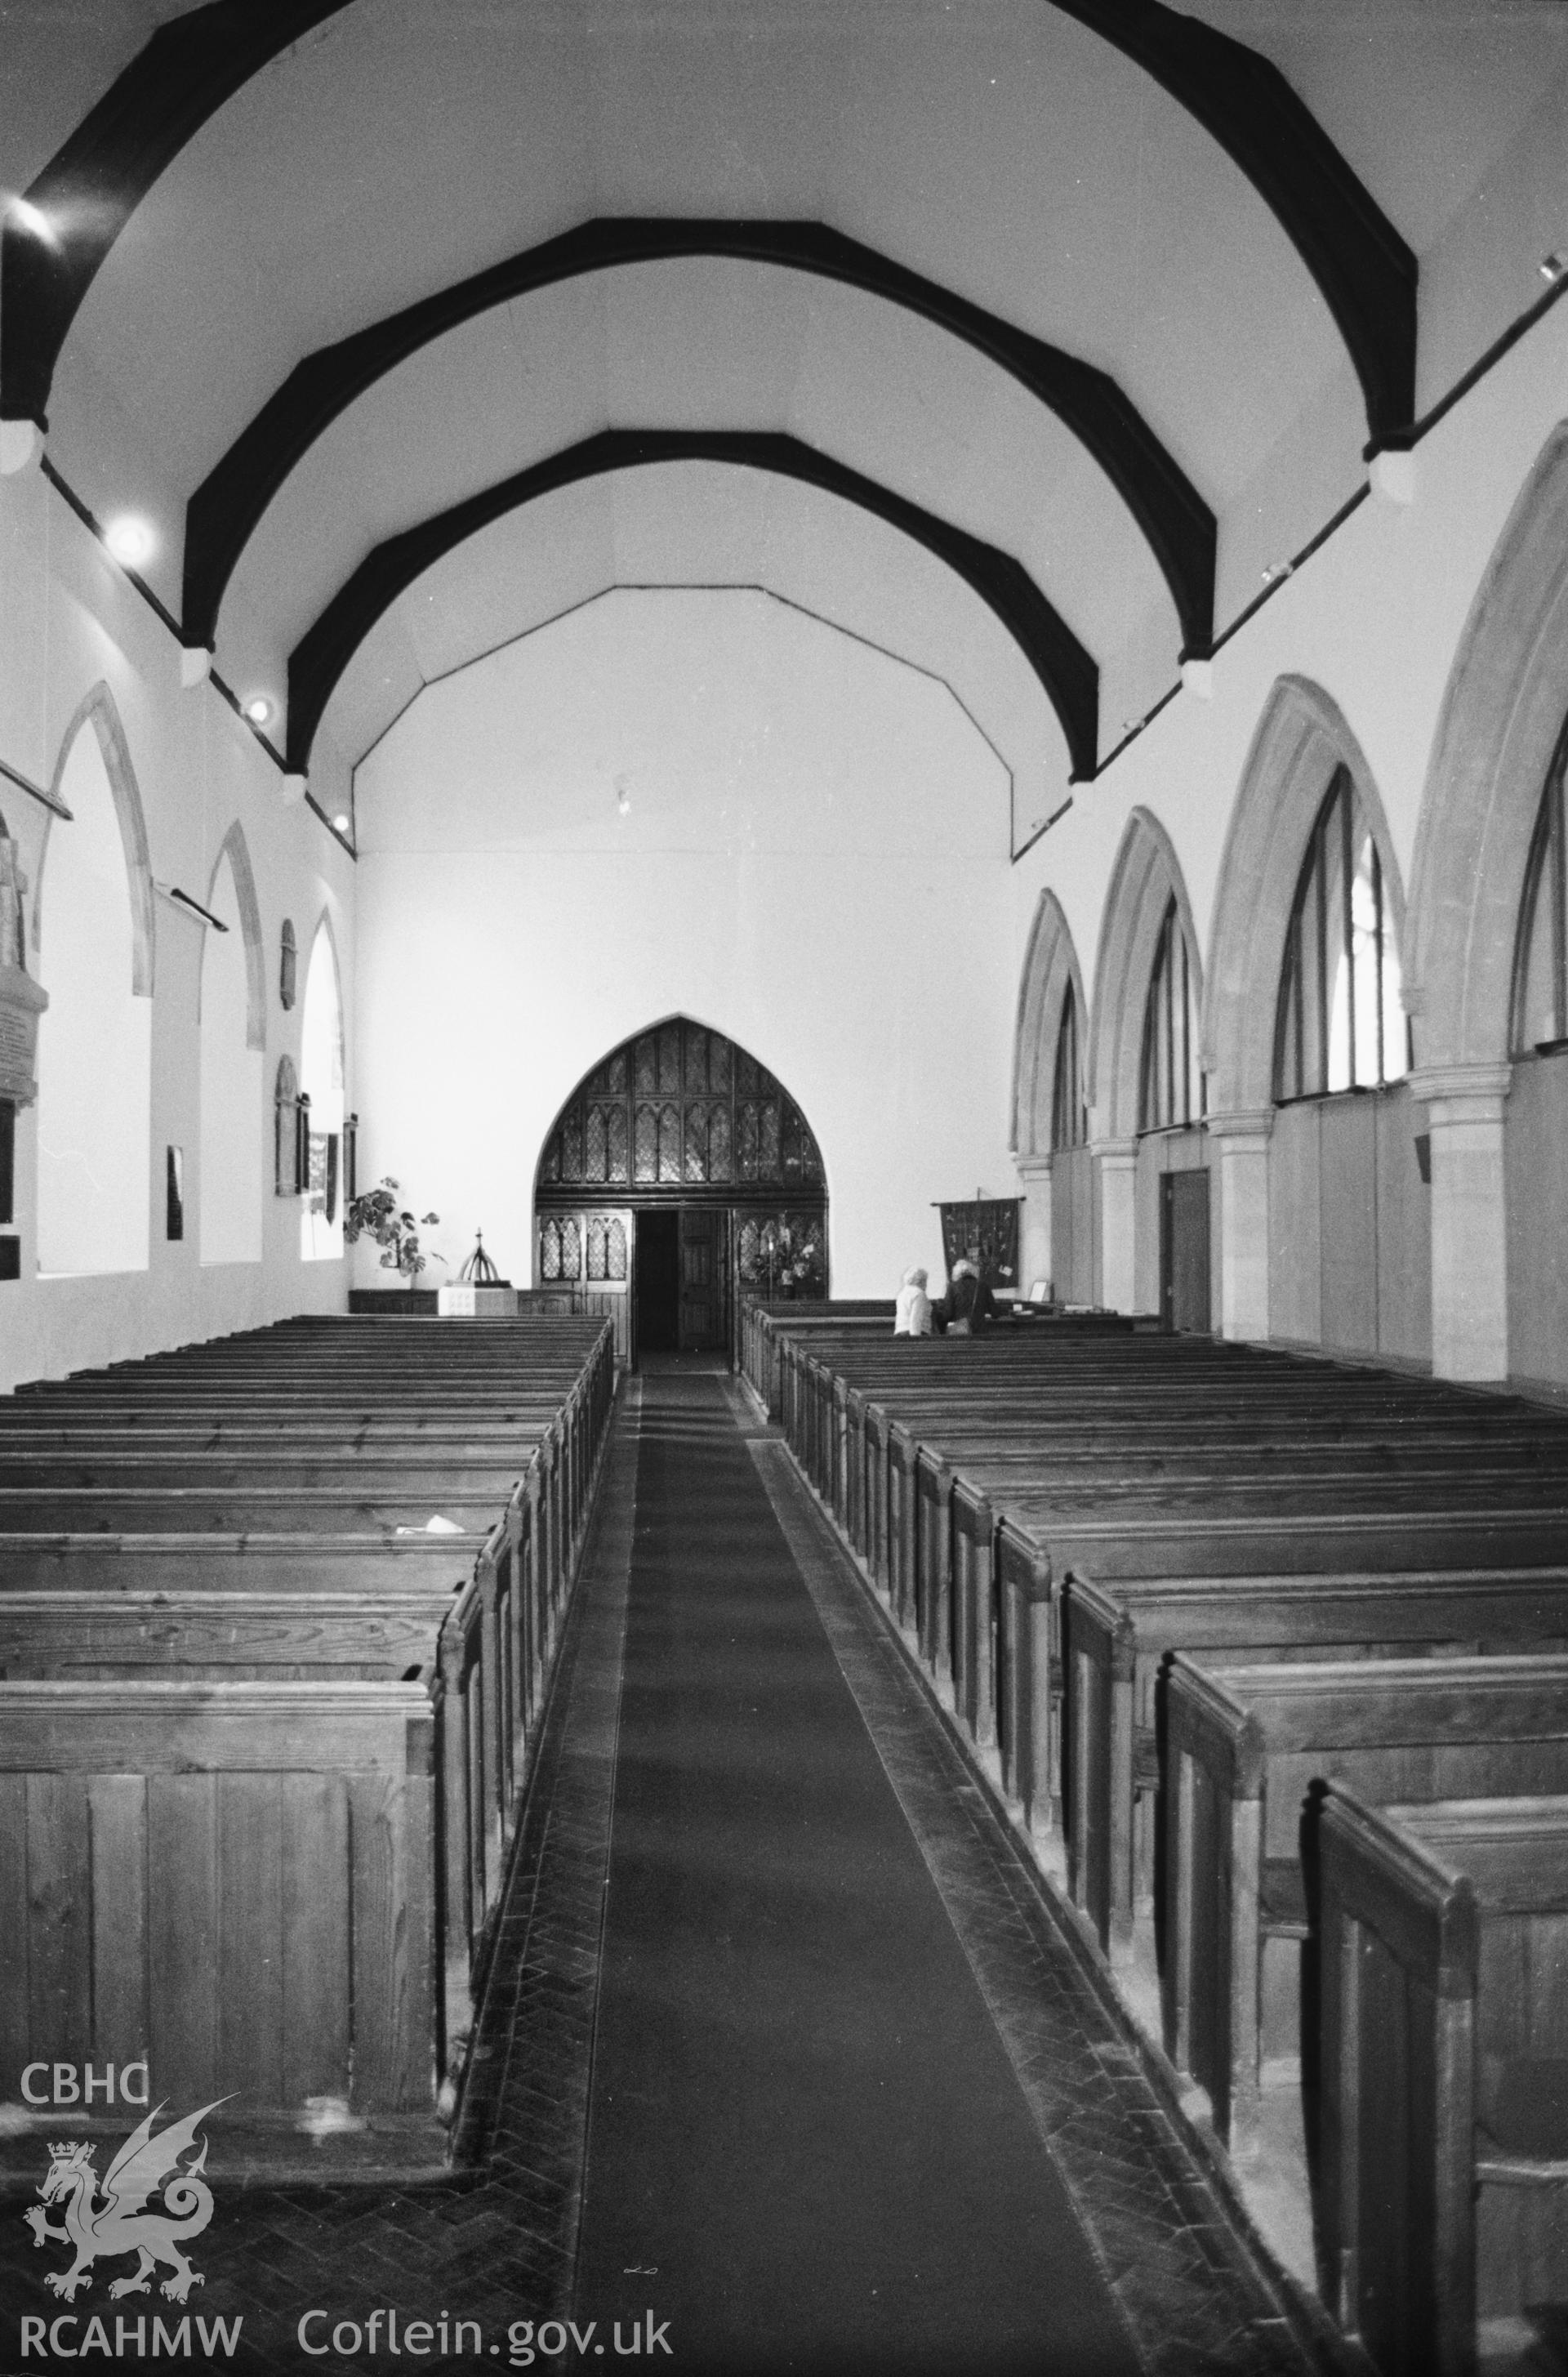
xmin=538 ymin=1019 xmax=825 ymax=1196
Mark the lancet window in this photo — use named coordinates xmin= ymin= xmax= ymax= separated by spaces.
xmin=1275 ymin=768 xmax=1407 ymax=1100
xmin=1139 ymin=899 xmax=1202 ymax=1130
xmin=1051 ymin=982 xmax=1086 ymax=1150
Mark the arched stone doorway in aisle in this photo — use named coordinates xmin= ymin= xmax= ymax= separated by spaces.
xmin=533 ymin=1016 xmax=828 ymax=1365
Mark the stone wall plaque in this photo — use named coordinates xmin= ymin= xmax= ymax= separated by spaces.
xmin=0 ymin=966 xmax=47 ymax=1106
xmin=0 ymin=837 xmax=46 ymax=1105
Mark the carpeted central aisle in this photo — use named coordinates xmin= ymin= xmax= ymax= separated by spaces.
xmin=572 ymin=1371 xmax=1142 ymax=2377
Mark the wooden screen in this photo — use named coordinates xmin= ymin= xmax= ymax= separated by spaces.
xmin=537 ymin=1019 xmax=825 ymax=1197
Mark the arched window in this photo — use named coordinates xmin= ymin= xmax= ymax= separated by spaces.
xmin=1511 ymin=719 xmax=1568 ymax=1053
xmin=1138 ymin=899 xmax=1201 ymax=1131
xmin=36 ymin=719 xmax=151 ymax=1273
xmin=198 ymin=845 xmax=263 ymax=1265
xmin=1275 ymin=768 xmax=1407 ymax=1101
xmin=1050 ymin=981 xmax=1086 ymax=1150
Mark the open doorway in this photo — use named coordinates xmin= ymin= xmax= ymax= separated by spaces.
xmin=635 ymin=1208 xmax=680 ymax=1352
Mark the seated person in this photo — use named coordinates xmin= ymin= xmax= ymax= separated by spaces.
xmin=932 ymin=1258 xmax=998 ymax=1336
xmin=893 ymin=1265 xmax=933 ymax=1336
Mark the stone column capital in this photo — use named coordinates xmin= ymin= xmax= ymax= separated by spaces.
xmin=1205 ymin=1107 xmax=1276 ymax=1146
xmin=1013 ymin=1152 xmax=1054 ymax=1183
xmin=1409 ymin=1062 xmax=1512 ymax=1123
xmin=1089 ymin=1136 xmax=1138 ymax=1173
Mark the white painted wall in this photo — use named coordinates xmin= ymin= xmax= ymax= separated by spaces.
xmin=0 ymin=466 xmax=354 ymax=1393
xmin=198 ymin=845 xmax=264 ymax=1267
xmin=300 ymin=916 xmax=345 ymax=1263
xmin=35 ymin=724 xmax=151 ymax=1276
xmin=353 ymin=587 xmax=1018 ymax=1295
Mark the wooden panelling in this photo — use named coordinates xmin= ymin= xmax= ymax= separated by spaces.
xmin=1376 ymin=1084 xmax=1432 ymax=1365
xmin=1507 ymin=1050 xmax=1568 ymax=1390
xmin=1134 ymin=1127 xmax=1207 ymax=1319
xmin=1268 ymin=1101 xmax=1321 ymax=1344
xmin=88 ymin=1776 xmax=149 ymax=2074
xmin=1320 ymin=1095 xmax=1379 ymax=1354
xmin=1270 ymin=1086 xmax=1423 ymax=1360
xmin=149 ymin=1773 xmax=219 ymax=2104
xmin=1053 ymin=1144 xmax=1094 ymax=1304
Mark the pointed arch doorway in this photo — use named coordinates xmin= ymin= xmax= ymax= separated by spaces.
xmin=534 ymin=1017 xmax=828 ymax=1366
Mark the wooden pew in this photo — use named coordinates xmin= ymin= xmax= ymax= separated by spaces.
xmin=0 ymin=1316 xmax=617 ymax=2147
xmin=0 ymin=1563 xmax=515 ymax=2134
xmin=1064 ymin=1568 xmax=1568 ymax=1966
xmin=1162 ymin=1652 xmax=1568 ymax=2147
xmin=0 ymin=1679 xmax=444 ymax=2176
xmin=1316 ymin=1786 xmax=1568 ymax=2377
xmin=982 ymin=1502 xmax=1568 ymax=1853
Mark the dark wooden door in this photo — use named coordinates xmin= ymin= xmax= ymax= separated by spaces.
xmin=1160 ymin=1169 xmax=1211 ymax=1333
xmin=634 ymin=1209 xmax=680 ymax=1354
xmin=679 ymin=1207 xmax=728 ymax=1351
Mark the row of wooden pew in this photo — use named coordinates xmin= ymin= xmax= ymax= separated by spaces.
xmin=740 ymin=1300 xmax=1568 ymax=2377
xmin=0 ymin=1313 xmax=615 ymax=2178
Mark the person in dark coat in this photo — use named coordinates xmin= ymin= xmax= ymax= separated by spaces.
xmin=933 ymin=1258 xmax=997 ymax=1336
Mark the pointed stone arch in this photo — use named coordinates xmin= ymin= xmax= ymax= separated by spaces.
xmin=47 ymin=680 xmax=155 ymax=997
xmin=1206 ymin=675 xmax=1404 ymax=1114
xmin=1011 ymin=889 xmax=1089 ymax=1159
xmin=1089 ymin=806 xmax=1201 ymax=1140
xmin=1406 ymin=422 xmax=1568 ymax=1072
xmin=206 ymin=819 xmax=266 ymax=1051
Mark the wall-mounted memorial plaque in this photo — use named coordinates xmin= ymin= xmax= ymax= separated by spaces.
xmin=0 ymin=832 xmax=47 ymax=1106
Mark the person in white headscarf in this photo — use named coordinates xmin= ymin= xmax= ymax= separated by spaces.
xmin=893 ymin=1265 xmax=932 ymax=1337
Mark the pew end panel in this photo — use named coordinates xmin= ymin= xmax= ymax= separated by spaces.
xmin=1316 ymin=1789 xmax=1568 ymax=2377
xmin=1170 ymin=1653 xmax=1568 ymax=2159
xmin=1316 ymin=1784 xmax=1478 ymax=2377
xmin=996 ymin=1521 xmax=1056 ymax=1843
xmin=0 ymin=1682 xmax=446 ymax=2180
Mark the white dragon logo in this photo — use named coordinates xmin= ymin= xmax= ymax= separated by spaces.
xmin=23 ymin=2099 xmax=228 ymax=2303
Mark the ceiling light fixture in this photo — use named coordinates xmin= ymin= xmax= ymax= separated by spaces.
xmin=332 ymin=813 xmax=350 ymax=834
xmin=243 ymin=695 xmax=274 ymax=727
xmin=104 ymin=515 xmax=154 ymax=569
xmin=8 ymin=196 xmax=56 ymax=246
xmin=1540 ymin=251 xmax=1568 ymax=283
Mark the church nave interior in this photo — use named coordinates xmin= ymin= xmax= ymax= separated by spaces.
xmin=5 ymin=5 xmax=1568 ymax=2371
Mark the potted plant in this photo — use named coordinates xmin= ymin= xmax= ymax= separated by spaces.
xmin=344 ymin=1178 xmax=446 ymax=1285
xmin=761 ymin=1220 xmax=825 ymax=1300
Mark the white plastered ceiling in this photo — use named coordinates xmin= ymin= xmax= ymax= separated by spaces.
xmin=13 ymin=0 xmax=1568 ymax=793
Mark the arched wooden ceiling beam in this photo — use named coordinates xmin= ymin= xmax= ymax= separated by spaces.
xmin=181 ymin=218 xmax=1215 ymax=660
xmin=0 ymin=1 xmax=354 ymax=430
xmin=285 ymin=429 xmax=1100 ymax=781
xmin=1 ymin=1 xmax=1416 ymax=458
xmin=1049 ymin=0 xmax=1416 ymax=444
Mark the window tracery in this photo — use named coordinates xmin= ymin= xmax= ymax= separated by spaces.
xmin=1051 ymin=980 xmax=1086 ymax=1150
xmin=540 ymin=1021 xmax=823 ymax=1195
xmin=1275 ymin=767 xmax=1406 ymax=1100
xmin=1139 ymin=898 xmax=1202 ymax=1130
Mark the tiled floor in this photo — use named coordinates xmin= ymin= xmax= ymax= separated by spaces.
xmin=2 ymin=1371 xmax=1354 ymax=2376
